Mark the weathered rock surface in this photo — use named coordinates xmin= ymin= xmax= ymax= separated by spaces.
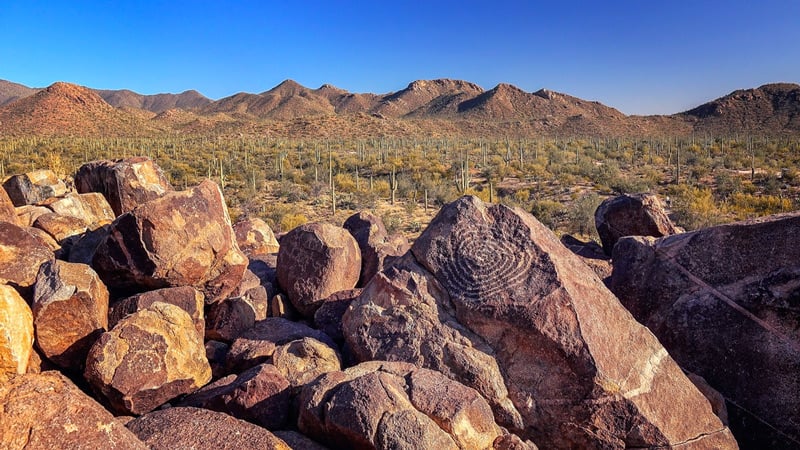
xmin=0 ymin=221 xmax=54 ymax=291
xmin=24 ymin=225 xmax=60 ymax=251
xmin=560 ymin=234 xmax=613 ymax=281
xmin=14 ymin=204 xmax=51 ymax=227
xmin=84 ymin=302 xmax=211 ymax=415
xmin=277 ymin=222 xmax=361 ymax=317
xmin=0 ymin=284 xmax=34 ymax=382
xmin=2 ymin=169 xmax=67 ymax=206
xmin=33 ymin=212 xmax=88 ymax=243
xmin=0 ymin=371 xmax=148 ymax=450
xmin=205 ymin=295 xmax=257 ymax=342
xmin=234 ymin=216 xmax=280 ymax=255
xmin=594 ymin=193 xmax=679 ymax=255
xmin=92 ymin=179 xmax=248 ymax=303
xmin=126 ymin=406 xmax=290 ymax=450
xmin=206 ymin=339 xmax=229 ymax=379
xmin=344 ymin=195 xmax=736 ymax=448
xmin=40 ymin=192 xmax=115 ymax=229
xmin=109 ymin=286 xmax=205 ymax=335
xmin=0 ymin=186 xmax=20 ymax=225
xmin=272 ymin=337 xmax=341 ymax=386
xmin=179 ymin=363 xmax=291 ymax=429
xmin=32 ymin=260 xmax=108 ymax=369
xmin=313 ymin=288 xmax=362 ymax=343
xmin=273 ymin=430 xmax=331 ymax=450
xmin=343 ymin=211 xmax=410 ymax=286
xmin=610 ymin=212 xmax=800 ymax=449
xmin=74 ymin=156 xmax=173 ymax=216
xmin=298 ymin=361 xmax=503 ymax=450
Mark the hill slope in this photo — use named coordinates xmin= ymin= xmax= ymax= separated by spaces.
xmin=96 ymin=88 xmax=212 ymax=113
xmin=0 ymin=80 xmax=38 ymax=107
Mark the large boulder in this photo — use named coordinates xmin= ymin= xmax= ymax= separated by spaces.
xmin=84 ymin=302 xmax=211 ymax=415
xmin=2 ymin=169 xmax=67 ymax=206
xmin=277 ymin=222 xmax=361 ymax=317
xmin=74 ymin=156 xmax=173 ymax=216
xmin=108 ymin=286 xmax=205 ymax=336
xmin=39 ymin=192 xmax=115 ymax=229
xmin=0 ymin=186 xmax=20 ymax=225
xmin=32 ymin=260 xmax=108 ymax=370
xmin=234 ymin=216 xmax=280 ymax=255
xmin=0 ymin=222 xmax=54 ymax=293
xmin=92 ymin=180 xmax=248 ymax=303
xmin=298 ymin=361 xmax=503 ymax=450
xmin=125 ymin=407 xmax=290 ymax=450
xmin=594 ymin=193 xmax=679 ymax=255
xmin=343 ymin=211 xmax=410 ymax=287
xmin=0 ymin=371 xmax=148 ymax=450
xmin=0 ymin=284 xmax=34 ymax=382
xmin=272 ymin=337 xmax=341 ymax=387
xmin=32 ymin=212 xmax=88 ymax=243
xmin=610 ymin=212 xmax=800 ymax=449
xmin=344 ymin=196 xmax=736 ymax=449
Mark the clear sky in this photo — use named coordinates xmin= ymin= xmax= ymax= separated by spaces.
xmin=1 ymin=1 xmax=798 ymax=115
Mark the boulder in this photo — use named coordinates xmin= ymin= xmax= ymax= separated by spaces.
xmin=66 ymin=225 xmax=110 ymax=264
xmin=74 ymin=156 xmax=172 ymax=216
xmin=0 ymin=284 xmax=34 ymax=382
xmin=125 ymin=407 xmax=290 ymax=450
xmin=33 ymin=212 xmax=87 ymax=243
xmin=594 ymin=193 xmax=679 ymax=255
xmin=273 ymin=430 xmax=331 ymax=450
xmin=272 ymin=337 xmax=341 ymax=386
xmin=344 ymin=196 xmax=736 ymax=448
xmin=0 ymin=186 xmax=19 ymax=225
xmin=560 ymin=234 xmax=612 ymax=281
xmin=39 ymin=192 xmax=115 ymax=229
xmin=277 ymin=222 xmax=361 ymax=317
xmin=0 ymin=222 xmax=54 ymax=292
xmin=205 ymin=296 xmax=257 ymax=342
xmin=610 ymin=212 xmax=800 ymax=449
xmin=2 ymin=169 xmax=67 ymax=206
xmin=343 ymin=211 xmax=410 ymax=287
xmin=298 ymin=361 xmax=503 ymax=450
xmin=0 ymin=371 xmax=148 ymax=450
xmin=206 ymin=339 xmax=230 ymax=379
xmin=31 ymin=260 xmax=108 ymax=370
xmin=109 ymin=286 xmax=205 ymax=336
xmin=313 ymin=288 xmax=362 ymax=343
xmin=15 ymin=204 xmax=52 ymax=227
xmin=234 ymin=216 xmax=280 ymax=255
xmin=84 ymin=302 xmax=211 ymax=415
xmin=24 ymin=226 xmax=60 ymax=251
xmin=179 ymin=363 xmax=291 ymax=429
xmin=92 ymin=180 xmax=248 ymax=303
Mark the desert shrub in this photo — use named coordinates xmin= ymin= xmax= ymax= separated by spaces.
xmin=667 ymin=185 xmax=724 ymax=230
xmin=727 ymin=193 xmax=792 ymax=217
xmin=566 ymin=192 xmax=601 ymax=238
xmin=530 ymin=199 xmax=567 ymax=230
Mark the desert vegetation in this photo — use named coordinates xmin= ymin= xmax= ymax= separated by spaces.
xmin=1 ymin=134 xmax=798 ymax=240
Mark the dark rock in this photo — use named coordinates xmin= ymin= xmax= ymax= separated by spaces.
xmin=2 ymin=169 xmax=67 ymax=206
xmin=313 ymin=288 xmax=361 ymax=343
xmin=74 ymin=157 xmax=172 ymax=216
xmin=594 ymin=193 xmax=679 ymax=255
xmin=109 ymin=286 xmax=205 ymax=336
xmin=343 ymin=211 xmax=410 ymax=287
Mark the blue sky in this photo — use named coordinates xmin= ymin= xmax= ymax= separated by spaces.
xmin=1 ymin=1 xmax=798 ymax=115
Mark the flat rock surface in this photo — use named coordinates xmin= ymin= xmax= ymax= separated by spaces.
xmin=0 ymin=221 xmax=54 ymax=291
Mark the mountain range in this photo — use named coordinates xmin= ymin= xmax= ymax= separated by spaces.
xmin=0 ymin=78 xmax=798 ymax=138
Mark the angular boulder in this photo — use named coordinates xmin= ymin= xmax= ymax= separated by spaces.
xmin=277 ymin=222 xmax=361 ymax=317
xmin=0 ymin=284 xmax=34 ymax=382
xmin=234 ymin=216 xmax=280 ymax=255
xmin=313 ymin=289 xmax=362 ymax=343
xmin=0 ymin=371 xmax=148 ymax=450
xmin=272 ymin=337 xmax=341 ymax=387
xmin=33 ymin=212 xmax=88 ymax=243
xmin=343 ymin=211 xmax=410 ymax=287
xmin=205 ymin=296 xmax=257 ymax=342
xmin=126 ymin=407 xmax=290 ymax=450
xmin=594 ymin=193 xmax=679 ymax=255
xmin=298 ymin=361 xmax=503 ymax=450
xmin=0 ymin=186 xmax=19 ymax=225
xmin=40 ymin=192 xmax=115 ymax=229
xmin=74 ymin=156 xmax=172 ymax=216
xmin=92 ymin=180 xmax=248 ymax=303
xmin=109 ymin=286 xmax=204 ymax=336
xmin=2 ymin=169 xmax=67 ymax=206
xmin=32 ymin=260 xmax=109 ymax=370
xmin=84 ymin=302 xmax=211 ymax=415
xmin=610 ymin=212 xmax=800 ymax=449
xmin=344 ymin=196 xmax=736 ymax=448
xmin=15 ymin=204 xmax=52 ymax=227
xmin=0 ymin=222 xmax=54 ymax=292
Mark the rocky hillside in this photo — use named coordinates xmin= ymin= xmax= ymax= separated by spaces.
xmin=0 ymin=80 xmax=39 ymax=107
xmin=95 ymin=88 xmax=212 ymax=113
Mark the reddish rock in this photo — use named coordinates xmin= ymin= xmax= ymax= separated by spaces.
xmin=24 ymin=226 xmax=60 ymax=251
xmin=39 ymin=192 xmax=115 ymax=229
xmin=313 ymin=288 xmax=362 ymax=343
xmin=92 ymin=180 xmax=248 ymax=303
xmin=0 ymin=221 xmax=54 ymax=292
xmin=277 ymin=222 xmax=361 ymax=317
xmin=2 ymin=169 xmax=67 ymax=206
xmin=560 ymin=234 xmax=613 ymax=281
xmin=126 ymin=407 xmax=290 ymax=450
xmin=66 ymin=225 xmax=109 ymax=264
xmin=343 ymin=211 xmax=410 ymax=287
xmin=0 ymin=186 xmax=19 ymax=225
xmin=84 ymin=302 xmax=211 ymax=415
xmin=234 ymin=216 xmax=280 ymax=255
xmin=269 ymin=293 xmax=299 ymax=319
xmin=205 ymin=296 xmax=257 ymax=342
xmin=0 ymin=371 xmax=148 ymax=450
xmin=298 ymin=361 xmax=502 ymax=450
xmin=33 ymin=212 xmax=87 ymax=243
xmin=74 ymin=157 xmax=173 ymax=216
xmin=109 ymin=286 xmax=205 ymax=336
xmin=15 ymin=204 xmax=51 ymax=227
xmin=179 ymin=363 xmax=292 ymax=429
xmin=273 ymin=430 xmax=331 ymax=450
xmin=344 ymin=196 xmax=736 ymax=448
xmin=32 ymin=260 xmax=108 ymax=370
xmin=610 ymin=212 xmax=800 ymax=449
xmin=272 ymin=337 xmax=341 ymax=386
xmin=206 ymin=339 xmax=230 ymax=379
xmin=0 ymin=284 xmax=34 ymax=382
xmin=594 ymin=193 xmax=679 ymax=255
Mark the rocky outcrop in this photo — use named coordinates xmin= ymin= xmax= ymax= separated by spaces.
xmin=277 ymin=223 xmax=361 ymax=317
xmin=610 ymin=212 xmax=800 ymax=449
xmin=298 ymin=361 xmax=503 ymax=450
xmin=125 ymin=407 xmax=290 ymax=450
xmin=2 ymin=169 xmax=67 ymax=206
xmin=344 ymin=195 xmax=736 ymax=448
xmin=234 ymin=216 xmax=280 ymax=255
xmin=92 ymin=180 xmax=248 ymax=303
xmin=0 ymin=284 xmax=34 ymax=382
xmin=594 ymin=193 xmax=679 ymax=255
xmin=343 ymin=211 xmax=410 ymax=286
xmin=74 ymin=157 xmax=172 ymax=216
xmin=0 ymin=222 xmax=54 ymax=292
xmin=0 ymin=371 xmax=148 ymax=450
xmin=109 ymin=286 xmax=205 ymax=336
xmin=32 ymin=260 xmax=108 ymax=370
xmin=84 ymin=302 xmax=211 ymax=415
